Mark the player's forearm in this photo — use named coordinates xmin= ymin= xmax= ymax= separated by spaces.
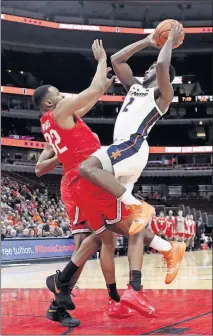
xmin=75 ymin=98 xmax=99 ymax=118
xmin=111 ymin=38 xmax=150 ymax=63
xmin=156 ymin=38 xmax=173 ymax=69
xmin=35 ymin=157 xmax=60 ymax=177
xmin=77 ymin=60 xmax=108 ymax=117
xmin=90 ymin=59 xmax=108 ymax=93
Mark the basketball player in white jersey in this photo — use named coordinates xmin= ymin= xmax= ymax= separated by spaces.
xmin=79 ymin=23 xmax=183 ymax=220
xmin=175 ymin=210 xmax=185 ymax=242
xmin=78 ymin=23 xmax=186 ymax=293
xmin=184 ymin=214 xmax=192 ymax=247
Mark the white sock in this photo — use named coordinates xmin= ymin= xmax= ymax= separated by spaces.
xmin=120 ymin=190 xmax=141 ymax=205
xmin=149 ymin=235 xmax=172 ymax=252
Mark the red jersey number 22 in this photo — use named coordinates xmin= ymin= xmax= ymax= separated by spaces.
xmin=44 ymin=129 xmax=68 ymax=154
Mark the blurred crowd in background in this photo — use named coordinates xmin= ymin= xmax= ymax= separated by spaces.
xmin=1 ymin=177 xmax=71 ymax=240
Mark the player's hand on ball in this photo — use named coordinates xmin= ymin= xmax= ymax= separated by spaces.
xmin=146 ymin=33 xmax=161 ymax=49
xmin=168 ymin=23 xmax=184 ymax=46
xmin=92 ymin=39 xmax=107 ymax=62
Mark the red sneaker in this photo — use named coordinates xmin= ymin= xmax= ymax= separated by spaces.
xmin=108 ymin=299 xmax=134 ymax=319
xmin=121 ymin=285 xmax=158 ymax=318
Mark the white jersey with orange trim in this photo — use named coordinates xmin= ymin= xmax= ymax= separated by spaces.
xmin=113 ymin=84 xmax=165 ymax=144
xmin=92 ymin=85 xmax=167 ymax=191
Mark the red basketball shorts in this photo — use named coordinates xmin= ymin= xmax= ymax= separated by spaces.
xmin=62 ymin=173 xmax=130 ymax=234
xmin=61 ymin=181 xmax=91 ymax=235
xmin=165 ymin=228 xmax=173 ymax=239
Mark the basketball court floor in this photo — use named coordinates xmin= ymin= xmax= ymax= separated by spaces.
xmin=1 ymin=250 xmax=212 ymax=335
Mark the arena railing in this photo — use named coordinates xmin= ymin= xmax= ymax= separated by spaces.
xmin=1 ymin=137 xmax=213 ymax=154
xmin=1 ymin=86 xmax=213 ymax=103
xmin=1 ymin=14 xmax=212 ymax=35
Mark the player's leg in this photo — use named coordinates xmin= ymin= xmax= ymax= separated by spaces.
xmin=79 ymin=144 xmax=154 ymax=235
xmin=53 ymin=198 xmax=92 ymax=292
xmin=98 ymin=230 xmax=120 ymax=302
xmin=98 ymin=173 xmax=186 ymax=287
xmin=46 ymin=228 xmax=91 ymax=326
xmin=107 ymin=219 xmax=186 ymax=285
xmin=104 ymin=217 xmax=157 ymax=317
xmin=46 ymin=232 xmax=102 ymax=310
xmin=69 ymin=231 xmax=91 ymax=291
xmin=104 ymin=174 xmax=185 ymax=285
xmin=97 ymin=226 xmax=134 ymax=318
xmin=46 ymin=214 xmax=122 ymax=314
xmin=79 ymin=155 xmax=133 ymax=200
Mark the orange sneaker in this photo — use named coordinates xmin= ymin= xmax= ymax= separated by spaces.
xmin=108 ymin=299 xmax=134 ymax=319
xmin=121 ymin=285 xmax=158 ymax=318
xmin=161 ymin=241 xmax=186 ymax=284
xmin=128 ymin=202 xmax=155 ymax=236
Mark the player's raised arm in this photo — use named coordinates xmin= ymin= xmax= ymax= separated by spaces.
xmin=55 ymin=40 xmax=114 ymax=119
xmin=111 ymin=36 xmax=156 ymax=91
xmin=35 ymin=143 xmax=60 ymax=177
xmin=156 ymin=23 xmax=183 ymax=109
xmin=75 ymin=67 xmax=112 ymax=118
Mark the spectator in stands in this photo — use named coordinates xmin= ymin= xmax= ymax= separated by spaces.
xmin=10 ymin=229 xmax=17 ymax=238
xmin=65 ymin=230 xmax=72 ymax=238
xmin=1 ymin=227 xmax=7 ymax=240
xmin=16 ymin=226 xmax=24 ymax=237
xmin=1 ymin=176 xmax=81 ymax=239
xmin=6 ymin=225 xmax=13 ymax=238
xmin=32 ymin=211 xmax=42 ymax=224
xmin=29 ymin=229 xmax=35 ymax=238
xmin=17 ymin=228 xmax=30 ymax=238
xmin=42 ymin=224 xmax=50 ymax=236
xmin=37 ymin=228 xmax=43 ymax=237
xmin=49 ymin=227 xmax=55 ymax=237
xmin=54 ymin=227 xmax=63 ymax=237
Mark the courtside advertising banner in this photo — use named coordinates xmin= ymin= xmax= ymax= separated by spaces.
xmin=1 ymin=238 xmax=75 ymax=262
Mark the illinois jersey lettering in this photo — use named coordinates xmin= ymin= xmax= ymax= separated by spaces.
xmin=113 ymin=85 xmax=165 ymax=143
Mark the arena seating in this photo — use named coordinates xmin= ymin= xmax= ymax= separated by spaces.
xmin=1 ymin=174 xmax=71 ymax=240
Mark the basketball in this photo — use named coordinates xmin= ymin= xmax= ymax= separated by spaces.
xmin=154 ymin=19 xmax=185 ymax=49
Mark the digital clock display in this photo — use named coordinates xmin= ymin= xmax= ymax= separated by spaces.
xmin=181 ymin=96 xmax=195 ymax=102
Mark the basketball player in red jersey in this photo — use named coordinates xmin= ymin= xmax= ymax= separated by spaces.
xmin=156 ymin=212 xmax=167 ymax=237
xmin=165 ymin=210 xmax=175 ymax=241
xmin=35 ymin=144 xmax=92 ymax=326
xmin=36 ymin=145 xmax=135 ymax=321
xmin=36 ymin=133 xmax=132 ymax=321
xmin=151 ymin=215 xmax=158 ymax=235
xmin=34 ymin=40 xmax=159 ymax=318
